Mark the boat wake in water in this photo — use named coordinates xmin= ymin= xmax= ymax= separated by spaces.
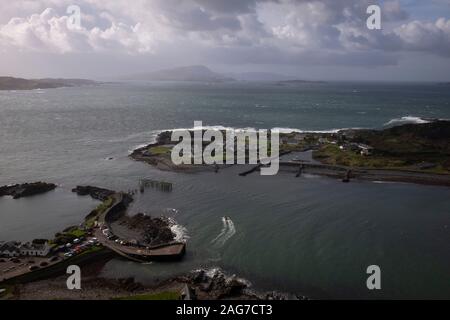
xmin=211 ymin=217 xmax=236 ymax=248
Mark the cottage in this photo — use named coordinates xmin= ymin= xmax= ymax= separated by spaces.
xmin=358 ymin=144 xmax=373 ymax=156
xmin=0 ymin=241 xmax=50 ymax=257
xmin=0 ymin=242 xmax=21 ymax=257
xmin=19 ymin=242 xmax=51 ymax=257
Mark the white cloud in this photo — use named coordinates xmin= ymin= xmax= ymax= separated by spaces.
xmin=393 ymin=18 xmax=450 ymax=56
xmin=0 ymin=4 xmax=162 ymax=54
xmin=0 ymin=0 xmax=449 ymax=69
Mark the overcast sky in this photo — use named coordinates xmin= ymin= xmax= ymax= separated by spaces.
xmin=0 ymin=0 xmax=449 ymax=81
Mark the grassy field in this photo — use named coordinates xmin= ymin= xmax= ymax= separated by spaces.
xmin=149 ymin=146 xmax=172 ymax=156
xmin=313 ymin=144 xmax=450 ymax=173
xmin=84 ymin=196 xmax=114 ymax=227
xmin=314 ymin=144 xmax=405 ymax=168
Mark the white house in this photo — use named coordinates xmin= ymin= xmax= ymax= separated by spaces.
xmin=19 ymin=242 xmax=51 ymax=257
xmin=0 ymin=242 xmax=21 ymax=257
xmin=0 ymin=241 xmax=50 ymax=257
xmin=358 ymin=144 xmax=373 ymax=156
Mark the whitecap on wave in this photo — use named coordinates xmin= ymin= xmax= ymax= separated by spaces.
xmin=167 ymin=217 xmax=189 ymax=242
xmin=384 ymin=116 xmax=430 ymax=127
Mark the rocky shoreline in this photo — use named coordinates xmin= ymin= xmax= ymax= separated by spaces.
xmin=0 ymin=182 xmax=56 ymax=199
xmin=72 ymin=185 xmax=116 ymax=201
xmin=129 ymin=121 xmax=450 ymax=187
xmin=9 ymin=263 xmax=303 ymax=300
xmin=176 ymin=268 xmax=305 ymax=300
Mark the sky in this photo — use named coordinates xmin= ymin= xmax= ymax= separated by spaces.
xmin=0 ymin=0 xmax=449 ymax=81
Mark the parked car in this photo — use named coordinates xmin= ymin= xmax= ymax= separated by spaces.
xmin=29 ymin=265 xmax=39 ymax=271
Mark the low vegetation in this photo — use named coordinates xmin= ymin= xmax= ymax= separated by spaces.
xmin=84 ymin=196 xmax=114 ymax=228
xmin=51 ymin=226 xmax=86 ymax=246
xmin=148 ymin=146 xmax=172 ymax=155
xmin=314 ymin=144 xmax=408 ymax=169
xmin=313 ymin=121 xmax=450 ymax=174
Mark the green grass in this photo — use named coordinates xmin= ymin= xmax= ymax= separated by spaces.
xmin=314 ymin=144 xmax=408 ymax=169
xmin=313 ymin=144 xmax=449 ymax=173
xmin=148 ymin=146 xmax=172 ymax=156
xmin=85 ymin=196 xmax=114 ymax=227
xmin=115 ymin=291 xmax=180 ymax=300
xmin=70 ymin=228 xmax=86 ymax=238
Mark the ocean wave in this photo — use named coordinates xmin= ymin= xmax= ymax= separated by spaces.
xmin=127 ymin=116 xmax=444 ymax=153
xmin=163 ymin=125 xmax=362 ymax=135
xmin=167 ymin=217 xmax=189 ymax=242
xmin=171 ymin=125 xmax=257 ymax=133
xmin=108 ymin=130 xmax=160 ymax=143
xmin=384 ymin=116 xmax=430 ymax=126
xmin=271 ymin=127 xmax=364 ymax=134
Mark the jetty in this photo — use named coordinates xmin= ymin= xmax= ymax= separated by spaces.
xmin=139 ymin=179 xmax=173 ymax=192
xmin=95 ymin=192 xmax=185 ymax=262
xmin=276 ymin=161 xmax=450 ymax=186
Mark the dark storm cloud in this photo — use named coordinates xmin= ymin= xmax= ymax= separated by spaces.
xmin=0 ymin=0 xmax=449 ymax=80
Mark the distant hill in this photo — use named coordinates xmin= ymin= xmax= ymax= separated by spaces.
xmin=0 ymin=77 xmax=96 ymax=90
xmin=123 ymin=65 xmax=234 ymax=82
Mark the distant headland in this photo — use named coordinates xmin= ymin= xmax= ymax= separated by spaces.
xmin=0 ymin=77 xmax=97 ymax=90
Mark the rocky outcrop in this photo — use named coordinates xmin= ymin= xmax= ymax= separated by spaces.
xmin=156 ymin=131 xmax=173 ymax=144
xmin=180 ymin=269 xmax=249 ymax=300
xmin=0 ymin=182 xmax=56 ymax=199
xmin=178 ymin=269 xmax=307 ymax=300
xmin=118 ymin=214 xmax=175 ymax=246
xmin=72 ymin=186 xmax=115 ymax=201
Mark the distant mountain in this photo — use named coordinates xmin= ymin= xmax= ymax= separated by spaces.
xmin=123 ymin=65 xmax=234 ymax=82
xmin=0 ymin=77 xmax=96 ymax=90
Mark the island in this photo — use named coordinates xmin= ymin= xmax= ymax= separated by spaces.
xmin=0 ymin=77 xmax=97 ymax=90
xmin=129 ymin=120 xmax=450 ymax=186
xmin=0 ymin=182 xmax=57 ymax=199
